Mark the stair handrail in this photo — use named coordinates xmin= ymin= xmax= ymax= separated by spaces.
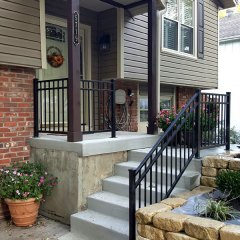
xmin=129 ymin=89 xmax=201 ymax=240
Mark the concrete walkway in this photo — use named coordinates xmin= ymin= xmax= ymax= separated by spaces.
xmin=0 ymin=215 xmax=69 ymax=240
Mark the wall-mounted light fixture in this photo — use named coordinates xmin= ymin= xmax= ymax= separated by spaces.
xmin=99 ymin=34 xmax=111 ymax=52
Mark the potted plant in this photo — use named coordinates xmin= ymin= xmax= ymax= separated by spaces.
xmin=0 ymin=162 xmax=58 ymax=227
xmin=156 ymin=107 xmax=181 ymax=145
xmin=155 ymin=107 xmax=178 ymax=132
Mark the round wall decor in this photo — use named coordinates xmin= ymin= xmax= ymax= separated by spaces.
xmin=47 ymin=46 xmax=64 ymax=68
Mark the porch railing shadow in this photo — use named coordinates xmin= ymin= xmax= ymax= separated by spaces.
xmin=33 ymin=78 xmax=116 ymax=138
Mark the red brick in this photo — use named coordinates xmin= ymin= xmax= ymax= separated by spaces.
xmin=0 ymin=65 xmax=33 ymax=165
xmin=4 ymin=122 xmax=17 ymax=127
xmin=12 ymin=137 xmax=25 ymax=142
xmin=18 ymin=113 xmax=31 ymax=117
xmin=0 ymin=159 xmax=11 ymax=165
xmin=18 ymin=103 xmax=32 ymax=108
xmin=4 ymin=153 xmax=17 ymax=158
xmin=10 ymin=147 xmax=23 ymax=152
xmin=11 ymin=98 xmax=24 ymax=102
xmin=0 ymin=149 xmax=9 ymax=154
xmin=17 ymin=151 xmax=29 ymax=157
xmin=3 ymin=132 xmax=18 ymax=137
xmin=0 ymin=128 xmax=10 ymax=132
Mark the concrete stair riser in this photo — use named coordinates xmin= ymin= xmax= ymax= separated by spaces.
xmin=71 ymin=210 xmax=129 ymax=240
xmin=128 ymin=149 xmax=202 ymax=172
xmin=115 ymin=162 xmax=200 ymax=190
xmin=102 ymin=176 xmax=187 ymax=202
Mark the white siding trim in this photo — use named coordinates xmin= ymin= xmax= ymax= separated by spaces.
xmin=40 ymin=0 xmax=47 ymax=69
xmin=117 ymin=8 xmax=124 ymax=79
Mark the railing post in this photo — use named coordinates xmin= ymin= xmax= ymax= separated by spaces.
xmin=226 ymin=92 xmax=231 ymax=151
xmin=129 ymin=169 xmax=136 ymax=240
xmin=111 ymin=79 xmax=116 ymax=138
xmin=33 ymin=78 xmax=39 ymax=138
xmin=195 ymin=89 xmax=201 ymax=158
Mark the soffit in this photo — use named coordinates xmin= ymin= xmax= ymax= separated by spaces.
xmin=78 ymin=0 xmax=165 ymax=12
xmin=219 ymin=0 xmax=236 ymax=9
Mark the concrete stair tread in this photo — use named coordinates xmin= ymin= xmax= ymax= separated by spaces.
xmin=88 ymin=191 xmax=129 ymax=208
xmin=103 ymin=175 xmax=189 ymax=195
xmin=71 ymin=210 xmax=128 ymax=240
xmin=129 ymin=147 xmax=196 ymax=158
xmin=115 ymin=161 xmax=200 ymax=177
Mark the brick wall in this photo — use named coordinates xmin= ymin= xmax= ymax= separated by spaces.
xmin=176 ymin=86 xmax=195 ymax=110
xmin=115 ymin=80 xmax=138 ymax=132
xmin=0 ymin=65 xmax=35 ymax=167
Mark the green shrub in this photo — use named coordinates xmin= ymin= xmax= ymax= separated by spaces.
xmin=216 ymin=170 xmax=240 ymax=198
xmin=230 ymin=127 xmax=240 ymax=144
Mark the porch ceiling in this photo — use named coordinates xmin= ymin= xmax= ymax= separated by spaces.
xmin=219 ymin=0 xmax=236 ymax=9
xmin=78 ymin=0 xmax=165 ymax=12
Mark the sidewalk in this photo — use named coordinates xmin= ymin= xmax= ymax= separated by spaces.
xmin=0 ymin=215 xmax=70 ymax=240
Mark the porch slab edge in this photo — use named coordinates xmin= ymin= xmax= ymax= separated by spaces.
xmin=28 ymin=134 xmax=159 ymax=157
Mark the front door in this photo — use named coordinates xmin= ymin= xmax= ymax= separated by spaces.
xmin=38 ymin=16 xmax=91 ymax=131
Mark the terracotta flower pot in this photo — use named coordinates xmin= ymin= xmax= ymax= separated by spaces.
xmin=0 ymin=199 xmax=10 ymax=220
xmin=5 ymin=198 xmax=40 ymax=227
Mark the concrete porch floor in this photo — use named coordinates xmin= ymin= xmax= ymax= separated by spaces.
xmin=29 ymin=131 xmax=159 ymax=157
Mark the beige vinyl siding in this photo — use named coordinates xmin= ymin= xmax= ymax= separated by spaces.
xmin=124 ymin=0 xmax=219 ymax=89
xmin=160 ymin=0 xmax=218 ymax=88
xmin=98 ymin=8 xmax=118 ymax=80
xmin=46 ymin=1 xmax=99 ymax=80
xmin=124 ymin=13 xmax=148 ymax=81
xmin=0 ymin=0 xmax=41 ymax=68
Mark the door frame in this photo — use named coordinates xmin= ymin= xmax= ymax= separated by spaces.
xmin=38 ymin=14 xmax=92 ymax=80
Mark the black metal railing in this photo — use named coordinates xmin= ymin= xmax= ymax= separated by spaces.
xmin=128 ymin=90 xmax=231 ymax=240
xmin=200 ymin=92 xmax=231 ymax=150
xmin=33 ymin=78 xmax=116 ymax=138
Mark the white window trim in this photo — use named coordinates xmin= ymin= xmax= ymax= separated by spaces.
xmin=161 ymin=0 xmax=197 ymax=59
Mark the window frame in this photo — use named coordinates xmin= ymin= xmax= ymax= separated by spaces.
xmin=161 ymin=0 xmax=197 ymax=58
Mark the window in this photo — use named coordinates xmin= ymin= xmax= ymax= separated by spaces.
xmin=163 ymin=0 xmax=195 ymax=56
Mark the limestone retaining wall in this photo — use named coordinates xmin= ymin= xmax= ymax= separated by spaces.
xmin=200 ymin=153 xmax=240 ymax=188
xmin=136 ymin=186 xmax=240 ymax=240
xmin=30 ymin=147 xmax=127 ymax=224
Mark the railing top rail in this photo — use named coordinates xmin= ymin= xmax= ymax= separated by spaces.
xmin=201 ymin=92 xmax=228 ymax=97
xmin=132 ymin=90 xmax=200 ymax=175
xmin=37 ymin=78 xmax=68 ymax=83
xmin=36 ymin=78 xmax=114 ymax=85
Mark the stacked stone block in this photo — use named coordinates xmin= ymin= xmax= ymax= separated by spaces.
xmin=136 ymin=186 xmax=240 ymax=240
xmin=200 ymin=153 xmax=240 ymax=188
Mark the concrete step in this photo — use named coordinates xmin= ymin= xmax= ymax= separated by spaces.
xmin=103 ymin=175 xmax=188 ymax=199
xmin=127 ymin=148 xmax=202 ymax=172
xmin=87 ymin=191 xmax=129 ymax=220
xmin=115 ymin=161 xmax=200 ymax=190
xmin=70 ymin=210 xmax=128 ymax=240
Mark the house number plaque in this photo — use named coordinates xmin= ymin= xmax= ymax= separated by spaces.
xmin=73 ymin=11 xmax=79 ymax=45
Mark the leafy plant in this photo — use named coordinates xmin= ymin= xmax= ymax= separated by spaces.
xmin=155 ymin=107 xmax=178 ymax=131
xmin=0 ymin=162 xmax=58 ymax=200
xmin=216 ymin=170 xmax=240 ymax=198
xmin=230 ymin=126 xmax=240 ymax=144
xmin=194 ymin=198 xmax=240 ymax=222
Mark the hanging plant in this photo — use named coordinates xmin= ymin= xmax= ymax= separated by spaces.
xmin=47 ymin=46 xmax=64 ymax=68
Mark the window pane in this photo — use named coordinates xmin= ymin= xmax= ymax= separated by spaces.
xmin=164 ymin=18 xmax=178 ymax=51
xmin=181 ymin=25 xmax=193 ymax=54
xmin=180 ymin=0 xmax=193 ymax=26
xmin=166 ymin=0 xmax=178 ymax=20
